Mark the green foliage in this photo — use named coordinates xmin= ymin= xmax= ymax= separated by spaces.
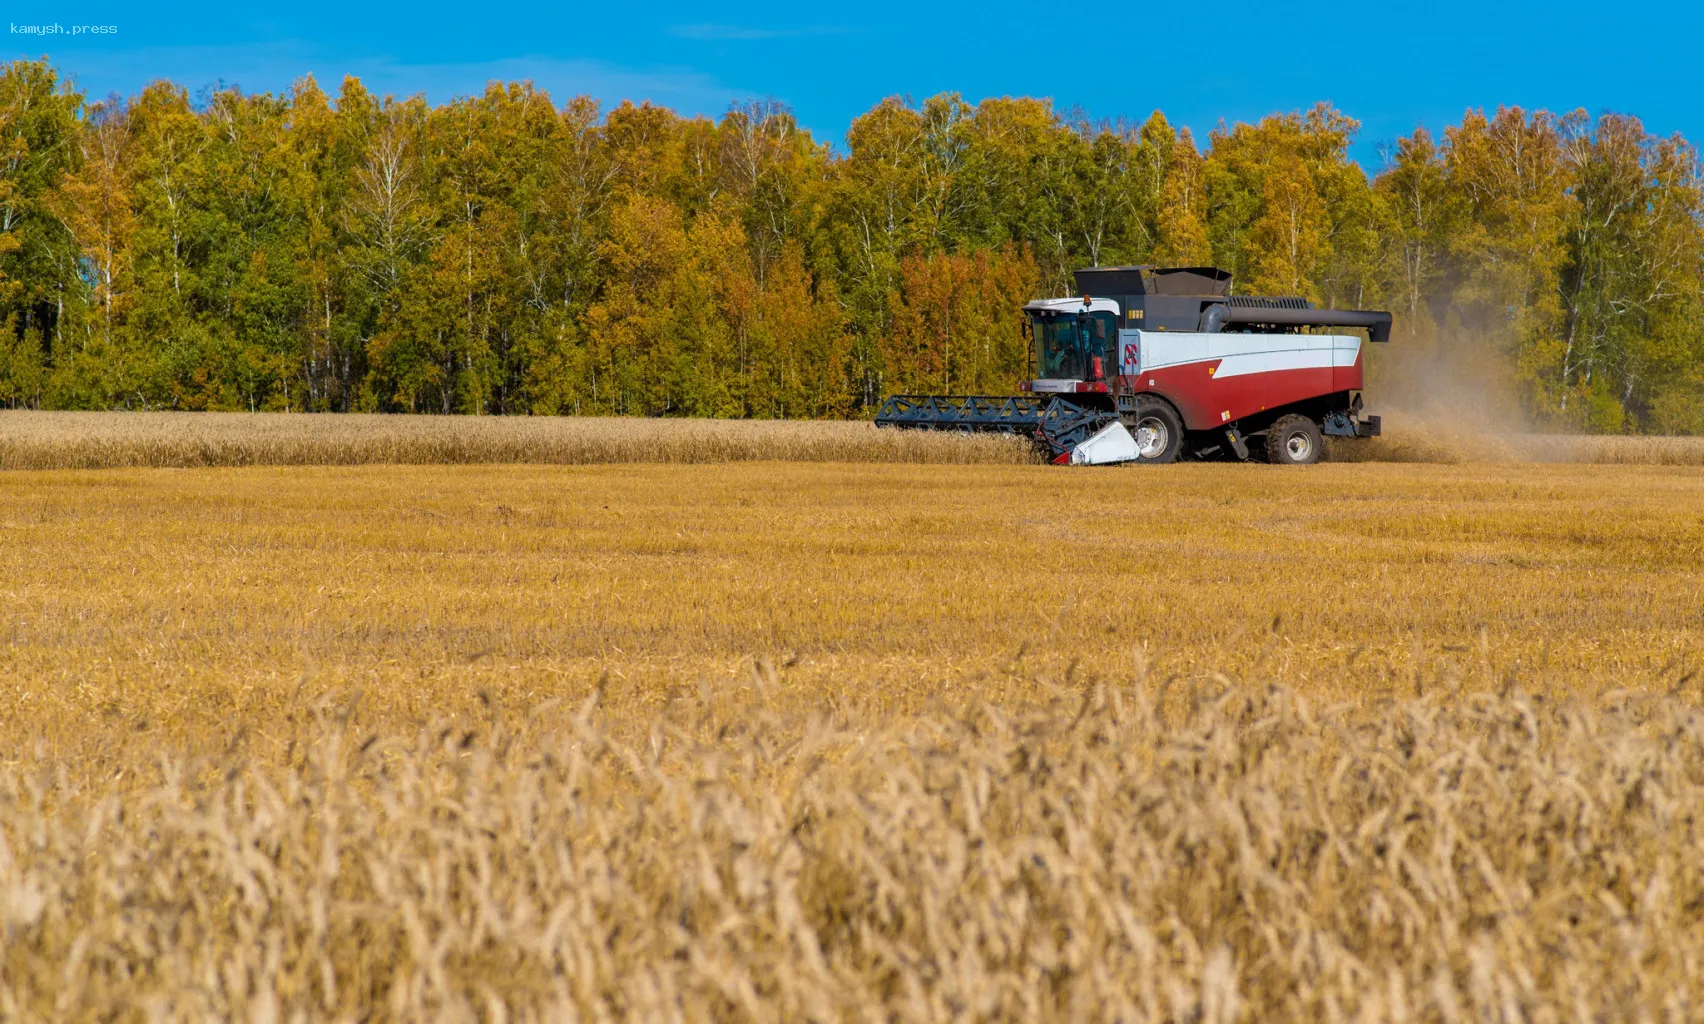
xmin=2 ymin=59 xmax=1702 ymax=430
xmin=0 ymin=318 xmax=45 ymax=407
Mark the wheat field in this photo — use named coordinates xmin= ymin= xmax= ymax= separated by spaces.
xmin=3 ymin=419 xmax=1704 ymax=1019
xmin=0 ymin=411 xmax=1040 ymax=470
xmin=5 ymin=410 xmax=1704 ymax=470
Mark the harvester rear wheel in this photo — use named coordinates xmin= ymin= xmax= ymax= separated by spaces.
xmin=1131 ymin=399 xmax=1184 ymax=464
xmin=1265 ymin=414 xmax=1324 ymax=466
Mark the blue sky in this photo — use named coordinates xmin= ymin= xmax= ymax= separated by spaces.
xmin=11 ymin=0 xmax=1701 ymax=168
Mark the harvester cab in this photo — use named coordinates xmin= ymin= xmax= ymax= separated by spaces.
xmin=875 ymin=264 xmax=1392 ymax=466
xmin=1023 ymin=298 xmax=1119 ymax=390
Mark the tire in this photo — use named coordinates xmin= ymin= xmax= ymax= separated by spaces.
xmin=1130 ymin=398 xmax=1185 ymax=464
xmin=1264 ymin=414 xmax=1324 ymax=466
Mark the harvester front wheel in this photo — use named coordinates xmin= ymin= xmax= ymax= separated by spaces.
xmin=1131 ymin=399 xmax=1184 ymax=464
xmin=1265 ymin=414 xmax=1324 ymax=465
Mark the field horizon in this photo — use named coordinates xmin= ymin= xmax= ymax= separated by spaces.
xmin=5 ymin=408 xmax=1704 ymax=472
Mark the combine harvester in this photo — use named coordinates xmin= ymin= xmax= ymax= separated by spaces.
xmin=875 ymin=265 xmax=1391 ymax=465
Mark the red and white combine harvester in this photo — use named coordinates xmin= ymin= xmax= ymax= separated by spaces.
xmin=875 ymin=265 xmax=1391 ymax=465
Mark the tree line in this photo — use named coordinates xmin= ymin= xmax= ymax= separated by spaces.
xmin=1 ymin=59 xmax=1700 ymax=431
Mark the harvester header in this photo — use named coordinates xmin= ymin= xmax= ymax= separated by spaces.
xmin=876 ymin=264 xmax=1392 ymax=466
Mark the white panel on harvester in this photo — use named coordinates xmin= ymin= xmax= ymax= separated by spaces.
xmin=1069 ymin=421 xmax=1140 ymax=465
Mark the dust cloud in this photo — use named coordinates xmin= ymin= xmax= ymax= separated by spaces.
xmin=1336 ymin=317 xmax=1704 ymax=465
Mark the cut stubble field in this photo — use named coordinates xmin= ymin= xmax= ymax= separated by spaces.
xmin=4 ymin=422 xmax=1704 ymax=1019
xmin=7 ymin=458 xmax=1702 ymax=756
